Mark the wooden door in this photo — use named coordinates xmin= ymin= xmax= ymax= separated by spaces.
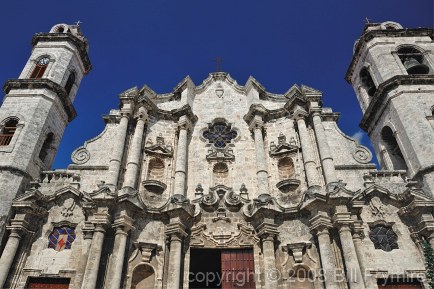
xmin=27 ymin=278 xmax=70 ymax=289
xmin=221 ymin=249 xmax=255 ymax=289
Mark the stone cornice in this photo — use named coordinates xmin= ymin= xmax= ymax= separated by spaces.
xmin=346 ymin=28 xmax=433 ymax=83
xmin=360 ymin=75 xmax=434 ymax=133
xmin=32 ymin=32 xmax=92 ymax=73
xmin=3 ymin=79 xmax=77 ymax=121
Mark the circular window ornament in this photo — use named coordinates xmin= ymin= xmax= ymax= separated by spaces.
xmin=202 ymin=122 xmax=238 ymax=148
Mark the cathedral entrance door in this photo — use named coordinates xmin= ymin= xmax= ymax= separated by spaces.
xmin=189 ymin=248 xmax=255 ymax=289
xmin=26 ymin=277 xmax=70 ymax=289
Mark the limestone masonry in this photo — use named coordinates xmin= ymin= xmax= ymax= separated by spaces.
xmin=0 ymin=21 xmax=433 ymax=289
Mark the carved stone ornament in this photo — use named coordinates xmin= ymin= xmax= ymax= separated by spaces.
xmin=61 ymin=198 xmax=76 ymax=218
xmin=190 ymin=222 xmax=259 ymax=248
xmin=193 ymin=185 xmax=249 ymax=208
xmin=215 ymin=83 xmax=224 ymax=98
xmin=369 ymin=196 xmax=385 ymax=218
xmin=352 ymin=145 xmax=372 ymax=164
xmin=71 ymin=147 xmax=90 ymax=164
xmin=206 ymin=147 xmax=235 ymax=162
xmin=144 ymin=134 xmax=173 ymax=157
xmin=269 ymin=133 xmax=299 ymax=157
xmin=286 ymin=242 xmax=312 ymax=263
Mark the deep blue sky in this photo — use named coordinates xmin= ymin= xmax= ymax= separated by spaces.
xmin=0 ymin=1 xmax=432 ymax=169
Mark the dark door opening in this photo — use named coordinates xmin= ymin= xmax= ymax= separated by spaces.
xmin=377 ymin=278 xmax=423 ymax=289
xmin=26 ymin=277 xmax=70 ymax=289
xmin=189 ymin=248 xmax=255 ymax=289
xmin=189 ymin=248 xmax=222 ymax=289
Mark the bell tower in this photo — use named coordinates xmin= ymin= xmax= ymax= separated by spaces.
xmin=0 ymin=23 xmax=91 ymax=239
xmin=346 ymin=21 xmax=434 ymax=194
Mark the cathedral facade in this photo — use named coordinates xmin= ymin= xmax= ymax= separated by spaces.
xmin=0 ymin=21 xmax=433 ymax=289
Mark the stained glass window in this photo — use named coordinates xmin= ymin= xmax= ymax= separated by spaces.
xmin=369 ymin=225 xmax=398 ymax=252
xmin=48 ymin=226 xmax=76 ymax=251
xmin=203 ymin=123 xmax=237 ymax=148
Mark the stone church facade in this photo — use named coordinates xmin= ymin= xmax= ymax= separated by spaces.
xmin=0 ymin=21 xmax=433 ymax=289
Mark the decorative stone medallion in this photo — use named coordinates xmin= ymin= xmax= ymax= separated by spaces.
xmin=71 ymin=147 xmax=91 ymax=164
xmin=353 ymin=145 xmax=372 ymax=164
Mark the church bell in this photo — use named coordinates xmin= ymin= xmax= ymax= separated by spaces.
xmin=404 ymin=57 xmax=430 ymax=74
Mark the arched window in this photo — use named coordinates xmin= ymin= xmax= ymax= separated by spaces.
xmin=65 ymin=72 xmax=76 ymax=95
xmin=147 ymin=158 xmax=165 ymax=181
xmin=30 ymin=57 xmax=50 ymax=79
xmin=381 ymin=126 xmax=407 ymax=170
xmin=278 ymin=157 xmax=295 ymax=180
xmin=39 ymin=132 xmax=54 ymax=162
xmin=0 ymin=119 xmax=18 ymax=146
xmin=360 ymin=67 xmax=376 ymax=97
xmin=213 ymin=162 xmax=228 ymax=185
xmin=398 ymin=47 xmax=430 ymax=75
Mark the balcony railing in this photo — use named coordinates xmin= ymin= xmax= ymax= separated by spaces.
xmin=0 ymin=134 xmax=13 ymax=146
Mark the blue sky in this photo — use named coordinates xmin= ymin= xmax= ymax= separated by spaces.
xmin=0 ymin=0 xmax=432 ymax=169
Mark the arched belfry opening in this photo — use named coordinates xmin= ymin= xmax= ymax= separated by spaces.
xmin=397 ymin=46 xmax=430 ymax=75
xmin=381 ymin=126 xmax=407 ymax=170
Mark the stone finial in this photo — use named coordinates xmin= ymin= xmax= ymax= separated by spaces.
xmin=240 ymin=184 xmax=248 ymax=199
xmin=195 ymin=184 xmax=204 ymax=198
xmin=278 ymin=132 xmax=286 ymax=144
xmin=156 ymin=133 xmax=165 ymax=145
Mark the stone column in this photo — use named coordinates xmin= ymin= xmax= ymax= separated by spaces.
xmin=123 ymin=110 xmax=147 ymax=189
xmin=352 ymin=221 xmax=376 ymax=289
xmin=81 ymin=212 xmax=110 ymax=289
xmin=249 ymin=116 xmax=269 ymax=195
xmin=165 ymin=222 xmax=187 ymax=289
xmin=173 ymin=116 xmax=192 ymax=196
xmin=312 ymin=111 xmax=336 ymax=184
xmin=257 ymin=222 xmax=279 ymax=289
xmin=296 ymin=115 xmax=321 ymax=187
xmin=106 ymin=215 xmax=134 ymax=289
xmin=107 ymin=113 xmax=130 ymax=187
xmin=333 ymin=209 xmax=365 ymax=289
xmin=0 ymin=227 xmax=24 ymax=288
xmin=310 ymin=213 xmax=340 ymax=289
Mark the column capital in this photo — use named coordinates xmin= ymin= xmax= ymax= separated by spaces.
xmin=310 ymin=108 xmax=322 ymax=118
xmin=247 ymin=115 xmax=264 ymax=132
xmin=293 ymin=106 xmax=309 ymax=121
xmin=309 ymin=213 xmax=333 ymax=234
xmin=113 ymin=214 xmax=135 ymax=233
xmin=7 ymin=213 xmax=36 ymax=236
xmin=177 ymin=115 xmax=193 ymax=132
xmin=91 ymin=211 xmax=111 ymax=227
xmin=165 ymin=222 xmax=188 ymax=241
xmin=135 ymin=107 xmax=148 ymax=122
xmin=332 ymin=211 xmax=354 ymax=229
xmin=352 ymin=220 xmax=365 ymax=240
xmin=256 ymin=222 xmax=279 ymax=241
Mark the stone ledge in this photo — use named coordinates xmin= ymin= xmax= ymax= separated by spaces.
xmin=3 ymin=79 xmax=77 ymax=121
xmin=359 ymin=74 xmax=434 ymax=132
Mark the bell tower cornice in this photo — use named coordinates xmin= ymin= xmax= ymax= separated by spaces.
xmin=32 ymin=32 xmax=92 ymax=74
